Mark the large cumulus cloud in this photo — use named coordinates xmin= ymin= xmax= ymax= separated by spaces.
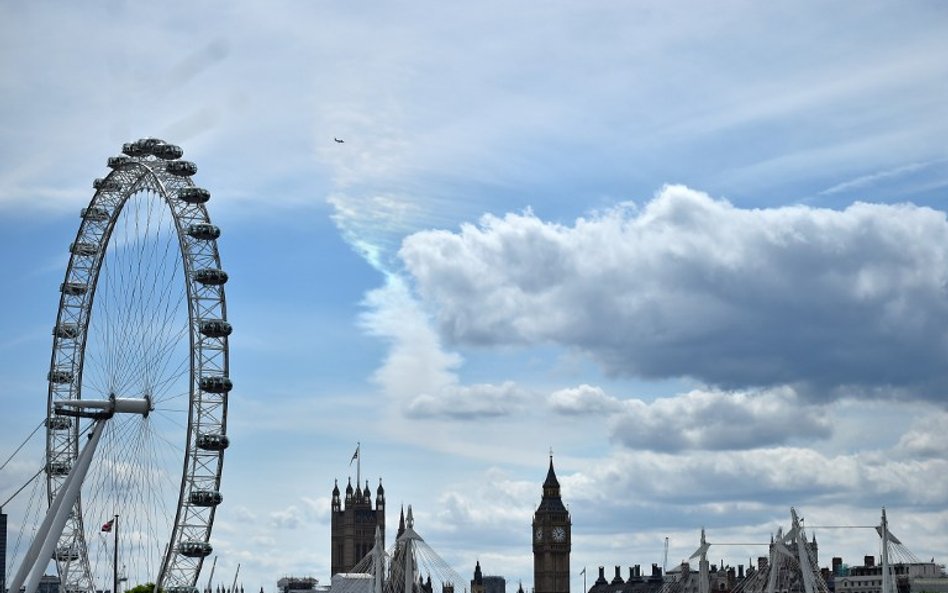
xmin=400 ymin=186 xmax=948 ymax=401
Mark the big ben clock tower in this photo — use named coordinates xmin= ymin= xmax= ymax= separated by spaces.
xmin=533 ymin=455 xmax=571 ymax=593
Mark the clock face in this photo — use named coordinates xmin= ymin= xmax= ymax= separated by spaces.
xmin=552 ymin=526 xmax=566 ymax=542
xmin=535 ymin=526 xmax=543 ymax=542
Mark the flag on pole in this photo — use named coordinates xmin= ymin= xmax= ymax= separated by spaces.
xmin=350 ymin=444 xmax=360 ymax=465
xmin=101 ymin=519 xmax=114 ymax=532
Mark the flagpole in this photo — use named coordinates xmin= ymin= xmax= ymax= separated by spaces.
xmin=113 ymin=514 xmax=119 ymax=593
xmin=356 ymin=442 xmax=361 ymax=490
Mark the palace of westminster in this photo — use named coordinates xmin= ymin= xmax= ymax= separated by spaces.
xmin=321 ymin=458 xmax=947 ymax=593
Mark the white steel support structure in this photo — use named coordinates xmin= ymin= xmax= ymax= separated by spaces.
xmin=11 ymin=397 xmax=152 ymax=593
xmin=880 ymin=509 xmax=894 ymax=593
xmin=9 ymin=420 xmax=105 ymax=593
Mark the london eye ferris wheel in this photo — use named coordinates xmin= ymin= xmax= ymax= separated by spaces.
xmin=42 ymin=138 xmax=232 ymax=593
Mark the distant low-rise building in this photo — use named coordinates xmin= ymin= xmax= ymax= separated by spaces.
xmin=587 ymin=564 xmax=666 ymax=593
xmin=279 ymin=577 xmax=324 ymax=593
xmin=833 ymin=556 xmax=947 ymax=593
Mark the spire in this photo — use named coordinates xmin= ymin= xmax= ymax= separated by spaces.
xmin=543 ymin=454 xmax=560 ymax=490
xmin=333 ymin=478 xmax=340 ymax=496
xmin=398 ymin=505 xmax=406 ymax=538
xmin=538 ymin=453 xmax=567 ymax=512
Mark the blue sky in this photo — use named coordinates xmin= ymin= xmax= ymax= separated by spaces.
xmin=2 ymin=1 xmax=948 ymax=591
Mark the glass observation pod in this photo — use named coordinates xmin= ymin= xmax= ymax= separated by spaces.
xmin=55 ymin=548 xmax=80 ymax=562
xmin=179 ymin=187 xmax=210 ymax=204
xmin=60 ymin=281 xmax=88 ymax=295
xmin=166 ymin=587 xmax=200 ymax=593
xmin=70 ymin=242 xmax=99 ymax=257
xmin=199 ymin=319 xmax=232 ymax=338
xmin=81 ymin=207 xmax=110 ymax=221
xmin=177 ymin=541 xmax=213 ymax=558
xmin=187 ymin=223 xmax=221 ymax=241
xmin=194 ymin=268 xmax=228 ymax=286
xmin=47 ymin=461 xmax=71 ymax=476
xmin=93 ymin=178 xmax=121 ymax=191
xmin=166 ymin=160 xmax=197 ymax=177
xmin=152 ymin=143 xmax=183 ymax=160
xmin=188 ymin=490 xmax=223 ymax=507
xmin=107 ymin=155 xmax=134 ymax=170
xmin=46 ymin=416 xmax=72 ymax=430
xmin=123 ymin=137 xmax=166 ymax=157
xmin=196 ymin=433 xmax=230 ymax=451
xmin=54 ymin=323 xmax=80 ymax=339
xmin=47 ymin=370 xmax=75 ymax=385
xmin=199 ymin=376 xmax=232 ymax=393
xmin=121 ymin=141 xmax=148 ymax=157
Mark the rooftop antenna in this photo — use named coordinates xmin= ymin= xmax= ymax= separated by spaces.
xmin=664 ymin=537 xmax=669 ymax=573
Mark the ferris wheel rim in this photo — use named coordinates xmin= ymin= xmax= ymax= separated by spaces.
xmin=45 ymin=139 xmax=230 ymax=593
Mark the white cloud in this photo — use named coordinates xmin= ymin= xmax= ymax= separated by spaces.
xmin=567 ymin=446 xmax=948 ymax=509
xmin=400 ymin=186 xmax=948 ymax=401
xmin=360 ymin=274 xmax=527 ymax=420
xmin=407 ymin=381 xmax=529 ymax=419
xmin=269 ymin=505 xmax=305 ymax=529
xmin=360 ymin=274 xmax=462 ymax=401
xmin=894 ymin=412 xmax=948 ymax=459
xmin=548 ymin=384 xmax=623 ymax=416
xmin=607 ymin=387 xmax=832 ymax=452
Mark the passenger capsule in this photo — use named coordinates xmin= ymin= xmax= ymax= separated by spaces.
xmin=152 ymin=143 xmax=184 ymax=160
xmin=48 ymin=370 xmax=74 ymax=384
xmin=93 ymin=178 xmax=121 ymax=191
xmin=55 ymin=547 xmax=80 ymax=562
xmin=196 ymin=433 xmax=230 ymax=451
xmin=107 ymin=156 xmax=133 ymax=170
xmin=166 ymin=587 xmax=199 ymax=593
xmin=121 ymin=141 xmax=148 ymax=157
xmin=179 ymin=187 xmax=210 ymax=204
xmin=189 ymin=490 xmax=223 ymax=507
xmin=60 ymin=282 xmax=87 ymax=296
xmin=166 ymin=160 xmax=197 ymax=177
xmin=194 ymin=268 xmax=228 ymax=286
xmin=81 ymin=207 xmax=109 ymax=221
xmin=200 ymin=319 xmax=232 ymax=338
xmin=47 ymin=461 xmax=71 ymax=476
xmin=140 ymin=137 xmax=165 ymax=150
xmin=54 ymin=324 xmax=80 ymax=339
xmin=47 ymin=416 xmax=72 ymax=430
xmin=177 ymin=541 xmax=213 ymax=558
xmin=187 ymin=224 xmax=221 ymax=241
xmin=70 ymin=242 xmax=98 ymax=257
xmin=200 ymin=376 xmax=232 ymax=393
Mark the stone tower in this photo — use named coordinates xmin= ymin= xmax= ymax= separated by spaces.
xmin=472 ymin=560 xmax=485 ymax=593
xmin=331 ymin=476 xmax=385 ymax=575
xmin=533 ymin=456 xmax=571 ymax=593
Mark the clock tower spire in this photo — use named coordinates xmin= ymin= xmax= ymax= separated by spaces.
xmin=533 ymin=454 xmax=571 ymax=593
